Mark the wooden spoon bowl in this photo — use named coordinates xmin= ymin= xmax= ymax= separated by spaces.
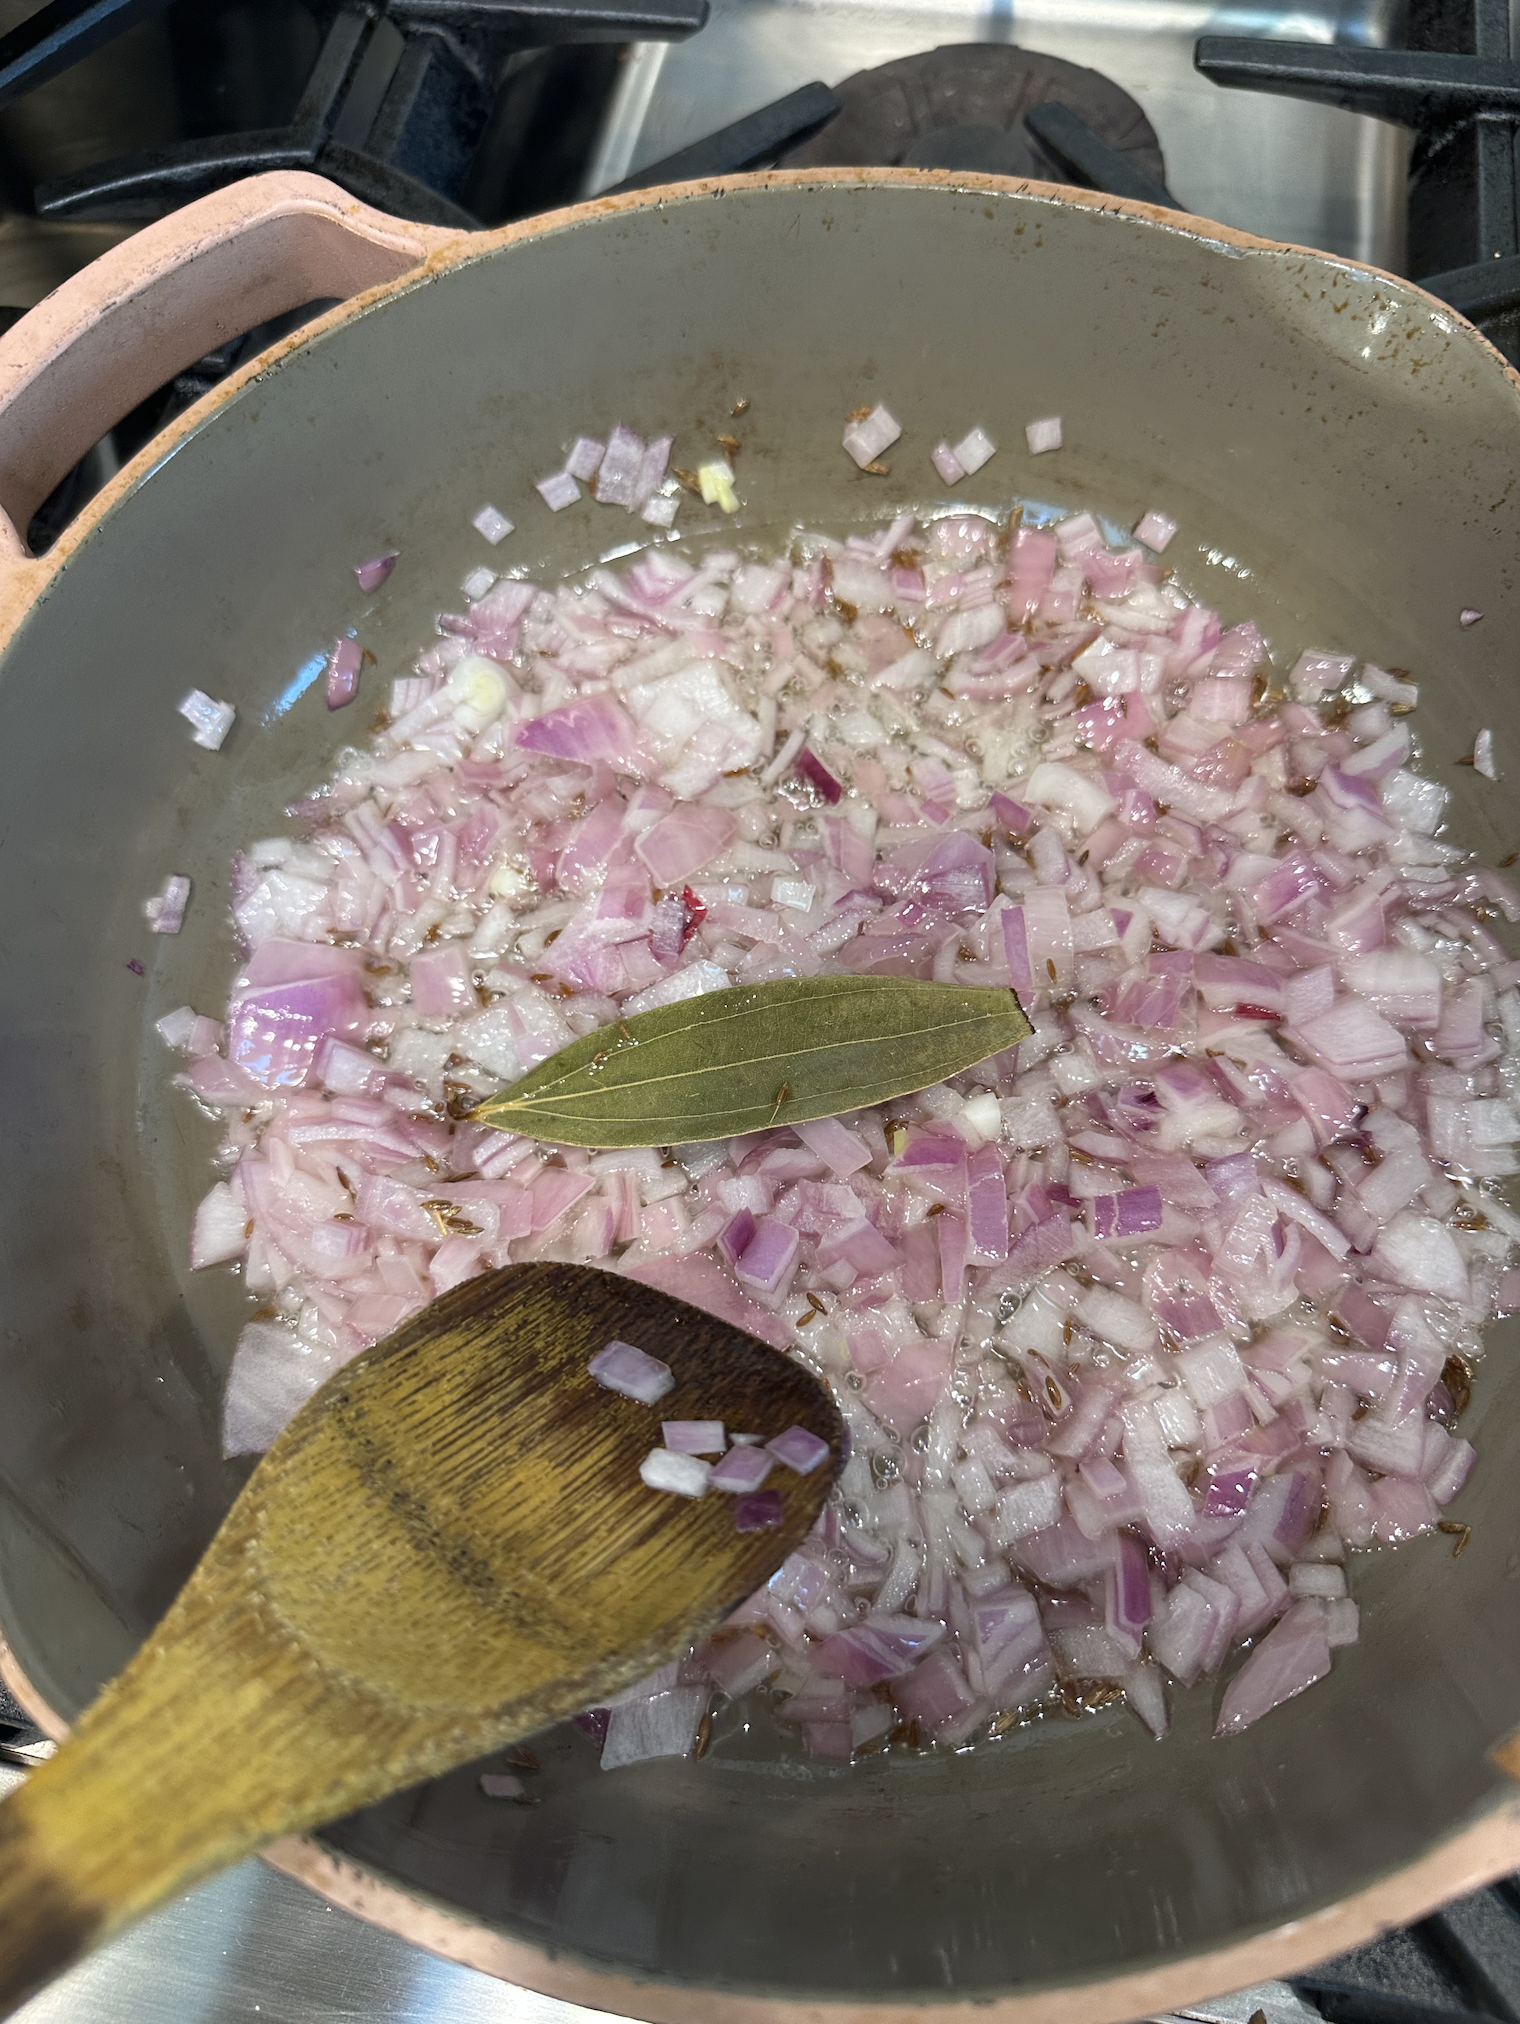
xmin=0 ymin=1263 xmax=841 ymax=2016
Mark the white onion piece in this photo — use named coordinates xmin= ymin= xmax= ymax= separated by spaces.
xmin=471 ymin=505 xmax=513 ymax=545
xmin=842 ymin=405 xmax=901 ymax=468
xmin=144 ymin=874 xmax=190 ymax=934
xmin=640 ymin=1449 xmax=711 ymax=1497
xmin=178 ymin=689 xmax=234 ymax=750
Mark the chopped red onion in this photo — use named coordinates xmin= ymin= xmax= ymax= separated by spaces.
xmin=601 ymin=1681 xmax=708 ymax=1769
xmin=177 ymin=688 xmax=234 ymax=750
xmin=636 ymin=436 xmax=672 ymax=506
xmin=1133 ymin=509 xmax=1176 ymax=552
xmin=1460 ymin=607 xmax=1483 ymax=627
xmin=354 ymin=551 xmax=399 ymax=591
xmin=479 ymin=1771 xmax=525 ymax=1799
xmin=1087 ymin=1185 xmax=1163 ymax=1240
xmin=596 ymin=424 xmax=647 ymax=508
xmin=794 ymin=745 xmax=843 ymax=803
xmin=767 ymin=1425 xmax=830 ymax=1474
xmin=699 ymin=1629 xmax=778 ymax=1696
xmin=144 ymin=874 xmax=190 ymax=934
xmin=663 ymin=1419 xmax=726 ymax=1454
xmin=565 ymin=437 xmax=605 ymax=482
xmin=156 ymin=1005 xmax=198 ymax=1049
xmin=640 ymin=1448 xmax=711 ymax=1497
xmin=536 ymin=470 xmax=580 ymax=511
xmin=1025 ymin=416 xmax=1062 ymax=454
xmin=734 ymin=1218 xmax=800 ymax=1296
xmin=326 ymin=636 xmax=361 ymax=711
xmin=1289 ymin=650 xmax=1353 ymax=701
xmin=192 ymin=479 xmax=1516 ymax=1765
xmin=1215 ymin=1601 xmax=1331 ymax=1736
xmin=1474 ymin=727 xmax=1498 ymax=779
xmin=842 ymin=404 xmax=901 ymax=468
xmin=590 ymin=1338 xmax=674 ymax=1404
xmin=471 ymin=505 xmax=513 ymax=545
xmin=952 ymin=425 xmax=996 ymax=477
xmin=734 ymin=1489 xmax=783 ymax=1531
xmin=931 ymin=442 xmax=965 ymax=486
xmin=191 ymin=1181 xmax=247 ymax=1269
xmin=711 ymin=1444 xmax=773 ymax=1492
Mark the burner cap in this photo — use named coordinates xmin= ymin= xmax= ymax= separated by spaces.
xmin=778 ymin=43 xmax=1167 ymax=193
xmin=903 ymin=123 xmax=1043 ymax=178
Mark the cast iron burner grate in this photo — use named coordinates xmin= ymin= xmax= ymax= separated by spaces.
xmin=1195 ymin=0 xmax=1520 ymax=352
xmin=0 ymin=0 xmax=709 ymax=226
xmin=1291 ymin=1879 xmax=1520 ymax=2024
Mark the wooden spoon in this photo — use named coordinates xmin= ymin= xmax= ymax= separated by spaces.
xmin=0 ymin=1262 xmax=841 ymax=2016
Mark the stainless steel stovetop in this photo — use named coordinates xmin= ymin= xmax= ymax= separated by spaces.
xmin=4 ymin=1762 xmax=1319 ymax=2024
xmin=584 ymin=0 xmax=1411 ymax=270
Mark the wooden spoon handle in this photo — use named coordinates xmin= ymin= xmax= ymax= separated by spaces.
xmin=0 ymin=1521 xmax=507 ymax=2015
xmin=0 ymin=1598 xmax=336 ymax=2017
xmin=0 ymin=1772 xmax=113 ymax=2015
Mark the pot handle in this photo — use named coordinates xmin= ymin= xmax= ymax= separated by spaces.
xmin=0 ymin=171 xmax=463 ymax=575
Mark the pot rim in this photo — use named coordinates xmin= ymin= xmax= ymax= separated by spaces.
xmin=0 ymin=162 xmax=1514 ymax=653
xmin=4 ymin=163 xmax=1520 ymax=2019
xmin=8 ymin=1610 xmax=1518 ymax=2022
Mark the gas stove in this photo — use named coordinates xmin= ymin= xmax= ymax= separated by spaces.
xmin=2 ymin=3 xmax=1520 ymax=2021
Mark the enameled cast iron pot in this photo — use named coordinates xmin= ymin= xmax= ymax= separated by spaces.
xmin=0 ymin=167 xmax=1518 ymax=2024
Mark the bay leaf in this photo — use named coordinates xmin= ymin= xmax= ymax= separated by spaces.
xmin=472 ymin=976 xmax=1031 ymax=1148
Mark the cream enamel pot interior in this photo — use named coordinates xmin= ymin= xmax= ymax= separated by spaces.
xmin=0 ymin=168 xmax=1518 ymax=2024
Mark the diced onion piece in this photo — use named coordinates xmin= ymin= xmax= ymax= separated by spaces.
xmin=1215 ymin=1602 xmax=1331 ymax=1736
xmin=326 ymin=637 xmax=361 ymax=710
xmin=767 ymin=1425 xmax=830 ymax=1474
xmin=590 ymin=1339 xmax=674 ymax=1404
xmin=597 ymin=424 xmax=647 ymax=507
xmin=445 ymin=653 xmax=510 ymax=733
xmin=178 ymin=688 xmax=235 ymax=750
xmin=601 ymin=1682 xmax=708 ymax=1767
xmin=663 ymin=1419 xmax=726 ymax=1454
xmin=952 ymin=425 xmax=996 ymax=476
xmin=156 ymin=1005 xmax=198 ymax=1048
xmin=1134 ymin=509 xmax=1176 ymax=552
xmin=1025 ymin=415 xmax=1062 ymax=454
xmin=536 ymin=470 xmax=580 ymax=511
xmin=471 ymin=505 xmax=513 ymax=544
xmin=734 ymin=1489 xmax=783 ymax=1531
xmin=1289 ymin=650 xmax=1353 ymax=702
xmin=795 ymin=746 xmax=842 ymax=803
xmin=144 ymin=874 xmax=190 ymax=934
xmin=842 ymin=404 xmax=901 ymax=467
xmin=565 ymin=437 xmax=605 ymax=481
xmin=711 ymin=1445 xmax=772 ymax=1492
xmin=354 ymin=551 xmax=398 ymax=591
xmin=697 ymin=460 xmax=739 ymax=514
xmin=931 ymin=442 xmax=965 ymax=485
xmin=640 ymin=1448 xmax=711 ymax=1497
xmin=1473 ymin=727 xmax=1498 ymax=779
